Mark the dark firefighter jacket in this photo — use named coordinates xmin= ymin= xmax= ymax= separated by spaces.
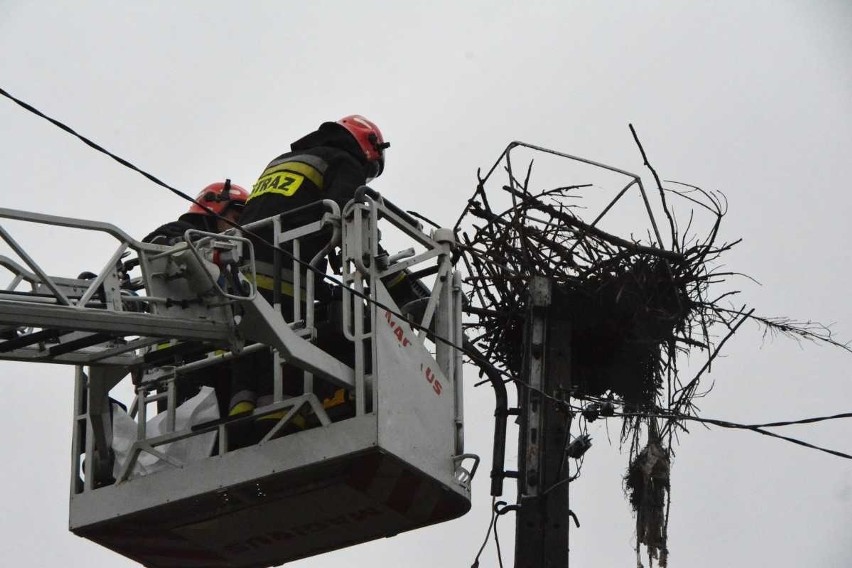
xmin=142 ymin=213 xmax=218 ymax=245
xmin=239 ymin=122 xmax=370 ymax=262
xmin=230 ymin=124 xmax=432 ymax=414
xmin=241 ymin=122 xmax=423 ymax=307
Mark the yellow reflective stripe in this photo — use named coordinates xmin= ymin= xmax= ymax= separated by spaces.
xmin=247 ymin=155 xmax=326 ymax=202
xmin=263 ymin=161 xmax=324 ymax=188
xmin=229 ymin=401 xmax=255 ymax=416
xmin=257 ymin=411 xmax=306 ymax=429
xmin=244 ymin=273 xmax=301 ymax=297
xmin=272 ymin=160 xmax=324 ymax=187
xmin=268 ymin=153 xmax=328 ymax=173
xmin=385 ymin=272 xmax=407 ymax=288
xmin=322 ymin=388 xmax=347 ymax=409
xmin=249 ymin=171 xmax=305 ymax=200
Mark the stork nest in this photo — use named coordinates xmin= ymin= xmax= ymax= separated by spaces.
xmin=456 ymin=141 xmax=735 ymax=425
xmin=454 ymin=138 xmax=849 ymax=566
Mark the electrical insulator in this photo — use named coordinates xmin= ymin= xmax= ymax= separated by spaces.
xmin=566 ymin=434 xmax=592 ymax=458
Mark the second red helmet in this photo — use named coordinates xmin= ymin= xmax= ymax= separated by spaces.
xmin=187 ymin=180 xmax=250 ymax=216
xmin=337 ymin=115 xmax=390 ymax=180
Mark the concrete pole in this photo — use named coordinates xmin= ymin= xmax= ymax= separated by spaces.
xmin=514 ymin=276 xmax=572 ymax=567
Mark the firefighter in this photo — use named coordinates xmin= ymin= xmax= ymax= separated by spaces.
xmin=143 ymin=179 xmax=250 ymax=244
xmin=228 ymin=115 xmax=393 ymax=441
xmin=143 ymin=180 xmax=250 ymax=416
xmin=228 ymin=116 xmax=432 ymax=447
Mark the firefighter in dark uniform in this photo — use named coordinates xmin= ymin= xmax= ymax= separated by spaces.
xmin=144 ymin=180 xmax=249 ymax=245
xmin=229 ymin=115 xmax=422 ymax=441
xmin=143 ymin=180 xmax=250 ymax=415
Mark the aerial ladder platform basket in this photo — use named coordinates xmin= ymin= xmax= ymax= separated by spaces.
xmin=0 ymin=190 xmax=475 ymax=567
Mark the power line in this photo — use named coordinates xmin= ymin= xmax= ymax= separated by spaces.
xmin=743 ymin=412 xmax=852 ymax=429
xmin=491 ymin=372 xmax=852 ymax=462
xmin=0 ymin=86 xmax=198 ymax=207
xmin=490 ymin=370 xmax=852 ymax=470
xmin=574 ymin=393 xmax=852 ymax=431
xmin=607 ymin=406 xmax=852 ymax=461
xmin=493 ymin=507 xmax=507 ymax=568
xmin=637 ymin=411 xmax=852 ymax=460
xmin=470 ymin=498 xmax=498 ymax=568
xmin=0 ymin=85 xmax=487 ymax=366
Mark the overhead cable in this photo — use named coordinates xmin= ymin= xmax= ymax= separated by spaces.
xmin=0 ymin=85 xmax=488 ymax=367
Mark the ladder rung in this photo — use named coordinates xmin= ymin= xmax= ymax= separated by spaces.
xmin=0 ymin=328 xmax=70 ymax=353
xmin=142 ymin=341 xmax=213 ymax=366
xmin=49 ymin=333 xmax=115 ymax=356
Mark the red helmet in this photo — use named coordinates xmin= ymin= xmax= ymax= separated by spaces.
xmin=337 ymin=115 xmax=390 ymax=180
xmin=187 ymin=180 xmax=249 ymax=216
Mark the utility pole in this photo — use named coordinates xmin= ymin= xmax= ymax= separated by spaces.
xmin=514 ymin=276 xmax=572 ymax=567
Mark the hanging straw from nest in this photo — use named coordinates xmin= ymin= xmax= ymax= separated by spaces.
xmin=624 ymin=421 xmax=670 ymax=567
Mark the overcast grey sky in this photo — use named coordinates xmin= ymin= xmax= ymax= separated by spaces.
xmin=1 ymin=2 xmax=851 ymax=567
